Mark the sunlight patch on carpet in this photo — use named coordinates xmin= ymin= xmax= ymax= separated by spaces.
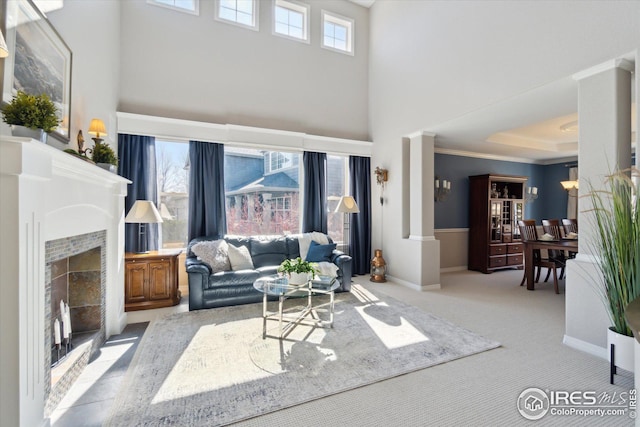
xmin=355 ymin=302 xmax=430 ymax=350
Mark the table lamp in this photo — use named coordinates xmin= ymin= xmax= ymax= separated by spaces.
xmin=125 ymin=200 xmax=163 ymax=253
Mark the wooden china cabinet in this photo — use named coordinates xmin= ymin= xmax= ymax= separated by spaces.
xmin=468 ymin=174 xmax=528 ymax=274
xmin=124 ymin=250 xmax=181 ymax=311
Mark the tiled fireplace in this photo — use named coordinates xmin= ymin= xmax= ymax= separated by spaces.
xmin=0 ymin=137 xmax=130 ymax=427
xmin=45 ymin=231 xmax=107 ymax=413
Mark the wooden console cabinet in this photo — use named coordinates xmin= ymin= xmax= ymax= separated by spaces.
xmin=468 ymin=174 xmax=527 ymax=274
xmin=125 ymin=250 xmax=181 ymax=311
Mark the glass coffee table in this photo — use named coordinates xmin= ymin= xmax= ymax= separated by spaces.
xmin=253 ymin=275 xmax=340 ymax=339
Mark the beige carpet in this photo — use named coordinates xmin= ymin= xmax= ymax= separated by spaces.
xmin=105 ymin=284 xmax=500 ymax=426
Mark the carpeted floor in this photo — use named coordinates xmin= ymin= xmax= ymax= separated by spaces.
xmin=105 ymin=284 xmax=500 ymax=426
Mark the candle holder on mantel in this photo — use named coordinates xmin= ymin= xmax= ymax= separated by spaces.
xmin=370 ymin=249 xmax=387 ymax=283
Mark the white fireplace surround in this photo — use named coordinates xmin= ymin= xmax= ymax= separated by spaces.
xmin=0 ymin=137 xmax=130 ymax=427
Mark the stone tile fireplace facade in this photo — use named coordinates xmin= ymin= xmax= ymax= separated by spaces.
xmin=0 ymin=137 xmax=130 ymax=427
xmin=45 ymin=231 xmax=107 ymax=413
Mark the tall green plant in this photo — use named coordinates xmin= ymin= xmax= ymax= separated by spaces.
xmin=587 ymin=168 xmax=640 ymax=337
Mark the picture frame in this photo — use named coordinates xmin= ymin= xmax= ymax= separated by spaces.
xmin=0 ymin=0 xmax=72 ymax=143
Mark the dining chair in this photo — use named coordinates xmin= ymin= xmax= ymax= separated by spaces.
xmin=542 ymin=219 xmax=567 ymax=278
xmin=562 ymin=218 xmax=578 ymax=235
xmin=518 ymin=219 xmax=562 ymax=294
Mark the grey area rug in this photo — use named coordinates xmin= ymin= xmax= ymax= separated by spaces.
xmin=105 ymin=285 xmax=500 ymax=426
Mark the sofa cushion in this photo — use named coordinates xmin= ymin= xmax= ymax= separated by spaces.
xmin=256 ymin=265 xmax=280 ymax=277
xmin=228 ymin=244 xmax=254 ymax=271
xmin=207 ymin=270 xmax=260 ymax=288
xmin=191 ymin=240 xmax=231 ymax=272
xmin=298 ymin=232 xmax=330 ymax=260
xmin=251 ymin=236 xmax=288 ymax=268
xmin=306 ymin=240 xmax=337 ymax=263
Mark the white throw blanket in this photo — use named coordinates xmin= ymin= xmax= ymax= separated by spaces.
xmin=315 ymin=262 xmax=339 ymax=278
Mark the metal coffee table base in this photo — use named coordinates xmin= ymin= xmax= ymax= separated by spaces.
xmin=261 ymin=288 xmax=335 ymax=339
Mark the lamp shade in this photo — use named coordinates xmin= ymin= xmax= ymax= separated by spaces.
xmin=125 ymin=200 xmax=163 ymax=224
xmin=335 ymin=196 xmax=360 ymax=213
xmin=561 ymin=180 xmax=579 ymax=191
xmin=0 ymin=29 xmax=8 ymax=58
xmin=88 ymin=118 xmax=107 ymax=137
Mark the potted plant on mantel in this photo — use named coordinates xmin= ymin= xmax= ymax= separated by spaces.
xmin=587 ymin=167 xmax=640 ymax=373
xmin=278 ymin=257 xmax=319 ymax=285
xmin=91 ymin=141 xmax=118 ymax=172
xmin=1 ymin=91 xmax=59 ymax=143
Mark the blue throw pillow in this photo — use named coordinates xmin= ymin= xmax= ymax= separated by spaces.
xmin=305 ymin=240 xmax=336 ymax=263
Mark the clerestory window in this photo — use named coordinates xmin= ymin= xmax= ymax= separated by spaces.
xmin=322 ymin=10 xmax=354 ymax=55
xmin=147 ymin=0 xmax=199 ymax=15
xmin=273 ymin=0 xmax=309 ymax=43
xmin=216 ymin=0 xmax=258 ymax=30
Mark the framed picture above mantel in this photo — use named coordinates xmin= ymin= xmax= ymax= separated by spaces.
xmin=0 ymin=0 xmax=72 ymax=143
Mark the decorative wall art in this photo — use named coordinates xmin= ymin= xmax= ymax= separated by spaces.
xmin=1 ymin=0 xmax=72 ymax=142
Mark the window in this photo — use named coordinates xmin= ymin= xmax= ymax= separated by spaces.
xmin=267 ymin=151 xmax=298 ymax=173
xmin=225 ymin=147 xmax=301 ymax=235
xmin=147 ymin=0 xmax=199 ymax=15
xmin=273 ymin=0 xmax=309 ymax=43
xmin=216 ymin=0 xmax=258 ymax=30
xmin=155 ymin=140 xmax=190 ymax=249
xmin=322 ymin=10 xmax=354 ymax=55
xmin=326 ymin=155 xmax=349 ymax=249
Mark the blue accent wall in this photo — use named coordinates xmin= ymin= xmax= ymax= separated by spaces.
xmin=434 ymin=153 xmax=572 ymax=229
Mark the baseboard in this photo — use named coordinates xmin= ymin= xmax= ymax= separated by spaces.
xmin=563 ymin=334 xmax=607 ymax=360
xmin=387 ymin=275 xmax=441 ymax=291
xmin=440 ymin=266 xmax=468 ymax=273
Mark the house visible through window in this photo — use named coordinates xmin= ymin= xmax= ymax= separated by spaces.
xmin=225 ymin=147 xmax=301 ymax=235
xmin=216 ymin=0 xmax=257 ymax=29
xmin=274 ymin=0 xmax=309 ymax=42
xmin=322 ymin=10 xmax=354 ymax=54
xmin=147 ymin=0 xmax=199 ymax=15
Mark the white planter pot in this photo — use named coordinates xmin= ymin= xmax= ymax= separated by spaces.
xmin=11 ymin=125 xmax=47 ymax=143
xmin=287 ymin=272 xmax=310 ymax=286
xmin=97 ymin=163 xmax=116 ymax=173
xmin=608 ymin=327 xmax=635 ymax=372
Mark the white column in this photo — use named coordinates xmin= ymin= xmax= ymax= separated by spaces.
xmin=404 ymin=131 xmax=440 ymax=290
xmin=564 ymin=59 xmax=634 ymax=356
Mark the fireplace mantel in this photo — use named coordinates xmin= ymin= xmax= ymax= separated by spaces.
xmin=0 ymin=137 xmax=130 ymax=427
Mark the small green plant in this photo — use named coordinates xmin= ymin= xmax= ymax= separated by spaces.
xmin=278 ymin=257 xmax=318 ymax=276
xmin=1 ymin=91 xmax=59 ymax=133
xmin=91 ymin=141 xmax=118 ymax=166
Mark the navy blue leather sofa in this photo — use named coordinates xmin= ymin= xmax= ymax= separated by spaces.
xmin=186 ymin=234 xmax=352 ymax=311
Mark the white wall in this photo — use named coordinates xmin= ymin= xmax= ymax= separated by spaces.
xmin=44 ymin=0 xmax=120 ymax=154
xmin=118 ymin=0 xmax=369 ymax=141
xmin=368 ymin=1 xmax=640 ymax=287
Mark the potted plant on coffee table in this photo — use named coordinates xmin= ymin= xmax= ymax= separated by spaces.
xmin=1 ymin=91 xmax=59 ymax=143
xmin=278 ymin=257 xmax=319 ymax=286
xmin=587 ymin=167 xmax=640 ymax=374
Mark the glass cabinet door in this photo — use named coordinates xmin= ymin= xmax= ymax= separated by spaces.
xmin=512 ymin=201 xmax=524 ymax=240
xmin=490 ymin=201 xmax=502 ymax=242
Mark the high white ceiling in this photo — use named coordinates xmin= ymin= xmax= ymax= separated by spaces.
xmin=368 ymin=1 xmax=640 ymax=165
xmin=430 ymin=71 xmax=637 ymax=163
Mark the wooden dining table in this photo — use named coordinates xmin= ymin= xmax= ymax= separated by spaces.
xmin=523 ymin=238 xmax=578 ymax=290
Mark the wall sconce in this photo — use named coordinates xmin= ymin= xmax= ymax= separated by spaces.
xmin=561 ymin=180 xmax=579 ymax=191
xmin=434 ymin=177 xmax=451 ymax=202
xmin=525 ymin=186 xmax=538 ymax=203
xmin=88 ymin=118 xmax=107 ymax=145
xmin=375 ymin=167 xmax=388 ymax=187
